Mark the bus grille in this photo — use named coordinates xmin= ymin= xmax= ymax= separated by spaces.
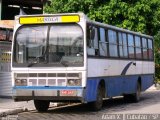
xmin=15 ymin=73 xmax=80 ymax=86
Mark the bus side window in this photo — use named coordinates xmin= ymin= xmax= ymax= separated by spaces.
xmin=142 ymin=38 xmax=148 ymax=59
xmin=87 ymin=25 xmax=95 ymax=48
xmin=128 ymin=34 xmax=135 ymax=59
xmin=108 ymin=29 xmax=118 ymax=57
xmin=148 ymin=39 xmax=153 ymax=60
xmin=87 ymin=25 xmax=99 ymax=56
xmin=99 ymin=28 xmax=107 ymax=56
xmin=135 ymin=36 xmax=142 ymax=59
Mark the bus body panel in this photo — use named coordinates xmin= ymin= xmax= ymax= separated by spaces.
xmin=87 ymin=58 xmax=154 ymax=77
xmin=12 ymin=69 xmax=87 ymax=102
xmin=84 ymin=58 xmax=154 ymax=102
xmin=85 ymin=74 xmax=154 ymax=102
xmin=13 ymin=86 xmax=84 ymax=102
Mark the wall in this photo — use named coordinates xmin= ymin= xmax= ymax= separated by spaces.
xmin=0 ymin=41 xmax=12 ymax=97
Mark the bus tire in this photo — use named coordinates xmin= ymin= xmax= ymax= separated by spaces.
xmin=34 ymin=100 xmax=50 ymax=112
xmin=123 ymin=82 xmax=141 ymax=103
xmin=91 ymin=85 xmax=103 ymax=111
xmin=123 ymin=94 xmax=132 ymax=102
xmin=132 ymin=82 xmax=141 ymax=102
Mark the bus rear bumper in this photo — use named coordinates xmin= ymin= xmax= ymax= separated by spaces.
xmin=12 ymin=88 xmax=84 ymax=102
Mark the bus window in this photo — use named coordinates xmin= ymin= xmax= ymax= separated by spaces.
xmin=108 ymin=30 xmax=118 ymax=57
xmin=118 ymin=32 xmax=123 ymax=57
xmin=15 ymin=25 xmax=48 ymax=63
xmin=123 ymin=33 xmax=128 ymax=58
xmin=99 ymin=28 xmax=107 ymax=56
xmin=93 ymin=27 xmax=98 ymax=49
xmin=135 ymin=36 xmax=142 ymax=59
xmin=49 ymin=24 xmax=84 ymax=66
xmin=87 ymin=25 xmax=93 ymax=48
xmin=142 ymin=38 xmax=148 ymax=59
xmin=148 ymin=39 xmax=153 ymax=60
xmin=118 ymin=32 xmax=128 ymax=58
xmin=87 ymin=25 xmax=99 ymax=56
xmin=128 ymin=34 xmax=135 ymax=59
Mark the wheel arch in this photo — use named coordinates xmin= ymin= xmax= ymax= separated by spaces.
xmin=98 ymin=79 xmax=106 ymax=98
xmin=137 ymin=76 xmax=142 ymax=91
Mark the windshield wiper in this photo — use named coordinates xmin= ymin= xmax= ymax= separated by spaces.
xmin=27 ymin=54 xmax=47 ymax=67
xmin=28 ymin=43 xmax=49 ymax=67
xmin=27 ymin=56 xmax=41 ymax=67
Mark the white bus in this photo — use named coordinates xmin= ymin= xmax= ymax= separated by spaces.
xmin=11 ymin=13 xmax=154 ymax=111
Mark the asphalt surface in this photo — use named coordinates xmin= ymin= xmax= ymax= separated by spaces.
xmin=17 ymin=87 xmax=160 ymax=120
xmin=0 ymin=86 xmax=159 ymax=120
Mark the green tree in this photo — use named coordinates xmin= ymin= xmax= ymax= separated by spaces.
xmin=154 ymin=31 xmax=160 ymax=84
xmin=155 ymin=32 xmax=160 ymax=64
xmin=44 ymin=0 xmax=160 ymax=35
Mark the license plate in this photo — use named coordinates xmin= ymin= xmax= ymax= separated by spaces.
xmin=60 ymin=90 xmax=77 ymax=96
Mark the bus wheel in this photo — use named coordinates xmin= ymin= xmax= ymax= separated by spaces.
xmin=123 ymin=94 xmax=132 ymax=102
xmin=34 ymin=100 xmax=50 ymax=112
xmin=132 ymin=82 xmax=141 ymax=102
xmin=124 ymin=83 xmax=141 ymax=103
xmin=91 ymin=85 xmax=103 ymax=111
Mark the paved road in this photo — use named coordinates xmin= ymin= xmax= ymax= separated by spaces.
xmin=18 ymin=89 xmax=160 ymax=120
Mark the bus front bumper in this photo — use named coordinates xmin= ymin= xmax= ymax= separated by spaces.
xmin=12 ymin=87 xmax=85 ymax=102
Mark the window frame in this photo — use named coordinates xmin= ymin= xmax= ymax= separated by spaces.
xmin=127 ymin=33 xmax=135 ymax=59
xmin=86 ymin=21 xmax=154 ymax=61
xmin=118 ymin=32 xmax=129 ymax=58
xmin=135 ymin=35 xmax=142 ymax=59
xmin=108 ymin=29 xmax=118 ymax=58
xmin=99 ymin=27 xmax=108 ymax=57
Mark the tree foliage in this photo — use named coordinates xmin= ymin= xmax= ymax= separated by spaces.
xmin=44 ymin=0 xmax=160 ymax=36
xmin=155 ymin=31 xmax=160 ymax=63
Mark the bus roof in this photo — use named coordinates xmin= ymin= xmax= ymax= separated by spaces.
xmin=87 ymin=20 xmax=153 ymax=39
xmin=16 ymin=13 xmax=153 ymax=39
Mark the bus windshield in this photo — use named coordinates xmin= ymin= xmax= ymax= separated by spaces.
xmin=13 ymin=24 xmax=84 ymax=67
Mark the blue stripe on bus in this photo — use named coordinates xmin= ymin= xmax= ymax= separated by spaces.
xmin=13 ymin=86 xmax=83 ymax=90
xmin=121 ymin=62 xmax=133 ymax=75
xmin=84 ymin=74 xmax=154 ymax=102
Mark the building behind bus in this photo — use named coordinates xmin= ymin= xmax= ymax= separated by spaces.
xmin=0 ymin=0 xmax=49 ymax=97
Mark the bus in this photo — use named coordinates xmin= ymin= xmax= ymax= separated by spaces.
xmin=11 ymin=13 xmax=154 ymax=111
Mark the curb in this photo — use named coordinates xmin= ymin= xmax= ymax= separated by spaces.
xmin=0 ymin=108 xmax=27 ymax=117
xmin=0 ymin=102 xmax=69 ymax=117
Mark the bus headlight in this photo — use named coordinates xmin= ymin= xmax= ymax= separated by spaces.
xmin=21 ymin=79 xmax=27 ymax=86
xmin=67 ymin=79 xmax=81 ymax=86
xmin=15 ymin=79 xmax=27 ymax=86
xmin=15 ymin=79 xmax=21 ymax=86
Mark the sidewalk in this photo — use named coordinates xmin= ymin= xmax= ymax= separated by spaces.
xmin=0 ymin=85 xmax=158 ymax=117
xmin=146 ymin=84 xmax=158 ymax=91
xmin=0 ymin=98 xmax=35 ymax=117
xmin=0 ymin=98 xmax=65 ymax=117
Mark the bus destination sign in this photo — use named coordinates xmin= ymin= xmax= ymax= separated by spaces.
xmin=19 ymin=15 xmax=80 ymax=24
